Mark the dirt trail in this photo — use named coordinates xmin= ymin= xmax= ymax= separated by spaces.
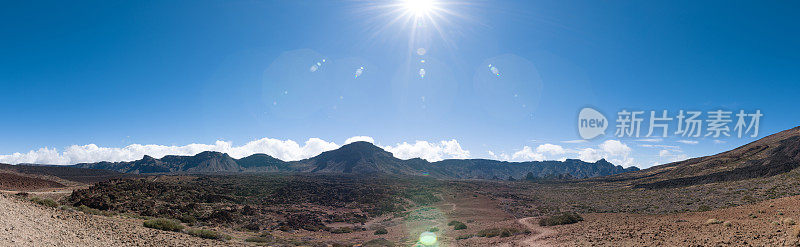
xmin=514 ymin=217 xmax=556 ymax=247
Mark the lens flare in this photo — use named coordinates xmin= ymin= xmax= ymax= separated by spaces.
xmin=419 ymin=231 xmax=437 ymax=245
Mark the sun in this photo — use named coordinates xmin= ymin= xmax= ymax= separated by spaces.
xmin=400 ymin=0 xmax=436 ymax=17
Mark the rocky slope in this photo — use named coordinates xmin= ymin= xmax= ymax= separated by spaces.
xmin=0 ymin=193 xmax=235 ymax=246
xmin=602 ymin=126 xmax=800 ymax=188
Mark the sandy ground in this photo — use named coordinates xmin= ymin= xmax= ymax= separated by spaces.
xmin=540 ymin=194 xmax=800 ymax=246
xmin=0 ymin=193 xmax=238 ymax=247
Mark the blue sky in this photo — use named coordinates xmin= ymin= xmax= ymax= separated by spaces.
xmin=1 ymin=0 xmax=798 ymax=167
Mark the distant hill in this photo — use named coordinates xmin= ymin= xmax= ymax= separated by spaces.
xmin=603 ymin=126 xmax=800 ymax=188
xmin=236 ymin=153 xmax=291 ymax=172
xmin=70 ymin=141 xmax=636 ymax=179
xmin=0 ymin=163 xmax=133 ymax=190
xmin=75 ymin=151 xmax=243 ymax=173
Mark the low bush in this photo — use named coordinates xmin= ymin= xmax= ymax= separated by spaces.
xmin=186 ymin=228 xmax=231 ymax=240
xmin=723 ymin=221 xmax=732 ymax=227
xmin=456 ymin=234 xmax=474 ymax=240
xmin=539 ymin=212 xmax=583 ymax=226
xmin=428 ymin=227 xmax=439 ymax=232
xmin=705 ymin=218 xmax=722 ymax=225
xmin=792 ymin=226 xmax=800 ymax=238
xmin=30 ymin=197 xmax=59 ymax=208
xmin=245 ymin=233 xmax=275 ymax=243
xmin=476 ymin=228 xmax=526 ymax=238
xmin=77 ymin=205 xmax=114 ymax=216
xmin=374 ymin=228 xmax=388 ymax=235
xmin=448 ymin=220 xmax=467 ymax=230
xmin=782 ymin=218 xmax=796 ymax=226
xmin=178 ymin=214 xmax=197 ymax=224
xmin=697 ymin=205 xmax=712 ymax=212
xmin=143 ymin=218 xmax=185 ymax=232
xmin=330 ymin=227 xmax=353 ymax=234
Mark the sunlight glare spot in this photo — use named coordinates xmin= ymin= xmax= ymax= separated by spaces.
xmin=416 ymin=48 xmax=427 ymax=56
xmin=419 ymin=68 xmax=426 ymax=78
xmin=419 ymin=231 xmax=437 ymax=245
xmin=355 ymin=66 xmax=365 ymax=78
xmin=489 ymin=64 xmax=500 ymax=76
xmin=402 ymin=0 xmax=435 ymax=17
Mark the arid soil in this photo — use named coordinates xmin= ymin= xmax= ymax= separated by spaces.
xmin=0 ymin=172 xmax=65 ymax=190
xmin=540 ymin=194 xmax=800 ymax=246
xmin=0 ymin=193 xmax=236 ymax=247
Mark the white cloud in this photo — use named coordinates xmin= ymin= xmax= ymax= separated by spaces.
xmin=0 ymin=138 xmax=343 ymax=165
xmin=561 ymin=139 xmax=588 ymax=144
xmin=657 ymin=149 xmax=690 ymax=163
xmin=599 ymin=140 xmax=631 ymax=156
xmin=504 ymin=140 xmax=636 ymax=167
xmin=713 ymin=140 xmax=726 ymax=144
xmin=676 ymin=140 xmax=699 ymax=144
xmin=1 ymin=137 xmax=477 ymax=165
xmin=535 ymin=144 xmax=566 ymax=155
xmin=383 ymin=139 xmax=470 ymax=162
xmin=577 ymin=148 xmax=602 ymax=162
xmin=344 ymin=136 xmax=375 ymax=144
xmin=510 ymin=143 xmax=567 ymax=161
xmin=639 ymin=144 xmax=680 ymax=149
xmin=634 ymin=138 xmax=662 ymax=142
xmin=511 ymin=146 xmax=546 ymax=161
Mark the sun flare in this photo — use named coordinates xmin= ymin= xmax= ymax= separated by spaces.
xmin=401 ymin=0 xmax=436 ymax=17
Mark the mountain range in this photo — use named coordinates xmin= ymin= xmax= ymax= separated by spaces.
xmin=73 ymin=141 xmax=638 ymax=179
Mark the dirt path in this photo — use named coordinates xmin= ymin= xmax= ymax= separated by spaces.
xmin=515 ymin=217 xmax=555 ymax=247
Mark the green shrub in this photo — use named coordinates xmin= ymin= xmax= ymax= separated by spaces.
xmin=476 ymin=228 xmax=524 ymax=238
xmin=331 ymin=227 xmax=353 ymax=234
xmin=456 ymin=234 xmax=474 ymax=240
xmin=428 ymin=227 xmax=439 ymax=232
xmin=30 ymin=197 xmax=59 ymax=208
xmin=178 ymin=214 xmax=197 ymax=224
xmin=374 ymin=228 xmax=388 ymax=235
xmin=143 ymin=218 xmax=185 ymax=232
xmin=539 ymin=212 xmax=583 ymax=226
xmin=77 ymin=205 xmax=115 ymax=216
xmin=186 ymin=228 xmax=231 ymax=240
xmin=448 ymin=220 xmax=467 ymax=230
xmin=245 ymin=233 xmax=274 ymax=243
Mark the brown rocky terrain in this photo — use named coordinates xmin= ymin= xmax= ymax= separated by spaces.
xmin=541 ymin=194 xmax=800 ymax=246
xmin=0 ymin=193 xmax=236 ymax=247
xmin=602 ymin=126 xmax=800 ymax=189
xmin=0 ymin=171 xmax=65 ymax=191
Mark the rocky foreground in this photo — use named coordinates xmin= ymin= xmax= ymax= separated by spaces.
xmin=0 ymin=193 xmax=233 ymax=247
xmin=544 ymin=194 xmax=800 ymax=246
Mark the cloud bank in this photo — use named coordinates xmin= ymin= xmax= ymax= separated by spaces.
xmin=1 ymin=136 xmax=641 ymax=167
xmin=0 ymin=137 xmax=472 ymax=165
xmin=492 ymin=140 xmax=638 ymax=167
